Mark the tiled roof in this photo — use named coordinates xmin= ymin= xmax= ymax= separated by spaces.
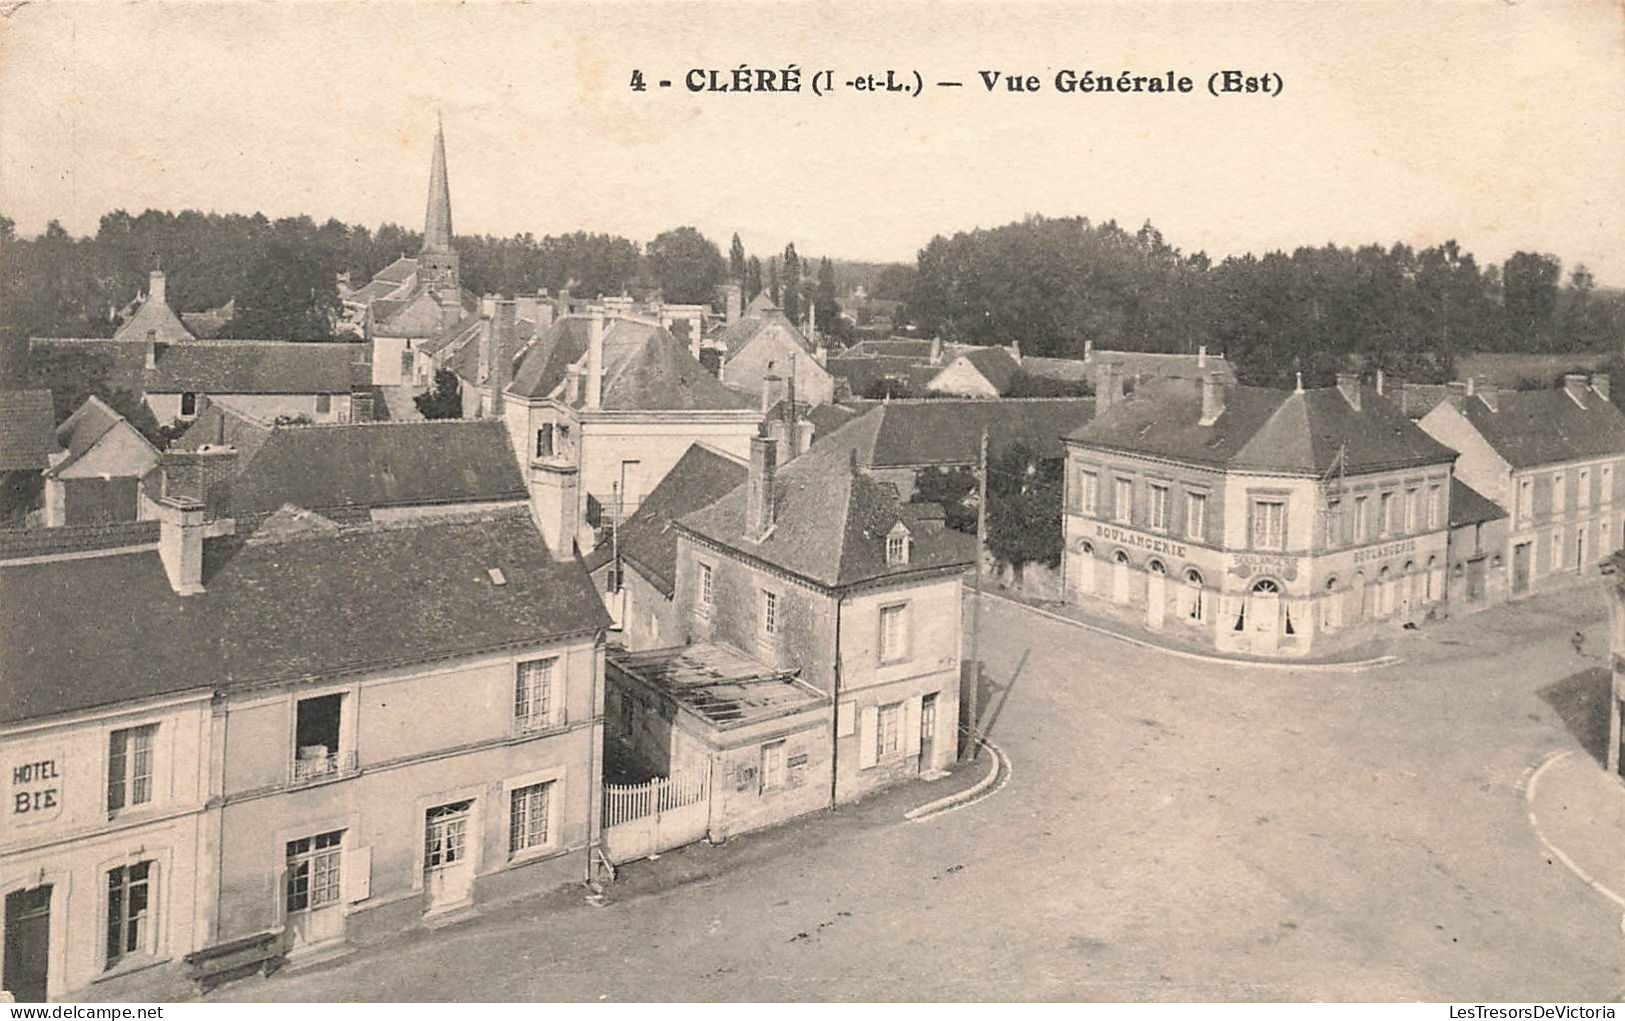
xmin=372 ymin=256 xmax=421 ymax=286
xmin=373 ymin=289 xmax=459 ymax=339
xmin=113 ymin=295 xmax=194 ymax=344
xmin=179 ymin=299 xmax=234 ymax=340
xmin=0 ymin=389 xmax=60 ymax=470
xmin=1085 ymin=350 xmax=1236 ymax=384
xmin=1450 ymin=478 xmax=1506 ymax=529
xmin=1018 ymin=356 xmax=1091 ymax=383
xmin=932 ymin=346 xmax=1020 ymax=394
xmin=679 ymin=434 xmax=976 ymax=590
xmin=825 ymin=354 xmax=932 ymax=396
xmin=714 ymin=310 xmax=813 ymax=359
xmin=833 ymin=397 xmax=1096 ymax=467
xmin=745 ymin=292 xmax=779 ymax=314
xmin=1393 ymin=382 xmax=1455 ymax=421
xmin=846 ymin=339 xmax=933 ymax=359
xmin=583 ymin=443 xmax=746 ymax=595
xmin=146 ymin=341 xmax=361 ymax=394
xmin=510 ymin=315 xmax=754 ymax=412
xmin=30 ymin=339 xmax=150 ymax=395
xmin=1456 ymin=386 xmax=1625 ymax=469
xmin=0 ymin=509 xmax=609 ymax=725
xmin=174 ymin=417 xmax=526 ymax=519
xmin=45 ymin=395 xmax=156 ymax=478
xmin=1071 ymin=379 xmax=1457 ymax=475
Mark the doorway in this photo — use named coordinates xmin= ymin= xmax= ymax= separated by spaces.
xmin=285 ymin=831 xmax=346 ymax=951
xmin=3 ymin=885 xmax=51 ymax=1002
xmin=1467 ymin=557 xmax=1486 ymax=602
xmin=1112 ymin=551 xmax=1130 ymax=603
xmin=424 ymin=801 xmax=475 ymax=915
xmin=918 ymin=693 xmax=938 ymax=768
xmin=1513 ymin=542 xmax=1532 ymax=594
xmin=1145 ymin=560 xmax=1167 ymax=630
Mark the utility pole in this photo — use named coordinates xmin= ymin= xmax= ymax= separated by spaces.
xmin=964 ymin=427 xmax=988 ymax=763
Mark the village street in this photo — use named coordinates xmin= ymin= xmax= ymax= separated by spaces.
xmin=192 ymin=585 xmax=1624 ymax=1002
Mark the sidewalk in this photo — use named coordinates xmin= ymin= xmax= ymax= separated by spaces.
xmin=1526 ymin=749 xmax=1625 ymax=912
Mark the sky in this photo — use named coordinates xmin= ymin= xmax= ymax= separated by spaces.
xmin=2 ymin=1 xmax=1623 ymax=283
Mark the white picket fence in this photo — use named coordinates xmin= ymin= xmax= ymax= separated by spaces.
xmin=602 ymin=768 xmax=711 ymax=862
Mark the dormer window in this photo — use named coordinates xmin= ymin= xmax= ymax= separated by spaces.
xmin=886 ymin=523 xmax=911 ymax=565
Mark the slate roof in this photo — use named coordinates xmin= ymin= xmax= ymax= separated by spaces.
xmin=45 ymin=395 xmax=157 ymax=478
xmin=1450 ymin=478 xmax=1506 ymax=529
xmin=1019 ymin=356 xmax=1092 ymax=384
xmin=172 ymin=417 xmax=526 ymax=519
xmin=0 ymin=389 xmax=60 ymax=470
xmin=932 ymin=345 xmax=1020 ymax=395
xmin=831 ymin=397 xmax=1096 ymax=467
xmin=1070 ymin=379 xmax=1457 ymax=476
xmin=0 ymin=509 xmax=609 ymax=725
xmin=179 ymin=299 xmax=235 ymax=340
xmin=146 ymin=341 xmax=361 ymax=394
xmin=1455 ymin=386 xmax=1625 ymax=470
xmin=825 ymin=355 xmax=940 ymax=396
xmin=679 ymin=434 xmax=976 ymax=590
xmin=1085 ymin=350 xmax=1237 ymax=385
xmin=714 ymin=310 xmax=814 ymax=359
xmin=510 ymin=315 xmax=753 ymax=412
xmin=745 ymin=292 xmax=779 ymax=314
xmin=30 ymin=339 xmax=150 ymax=396
xmin=847 ymin=339 xmax=934 ymax=359
xmin=112 ymin=293 xmax=195 ymax=344
xmin=372 ymin=288 xmax=479 ymax=339
xmin=584 ymin=443 xmax=747 ymax=595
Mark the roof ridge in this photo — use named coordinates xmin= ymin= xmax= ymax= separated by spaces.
xmin=273 ymin=416 xmax=501 ymax=431
xmin=160 ymin=339 xmax=366 ymax=350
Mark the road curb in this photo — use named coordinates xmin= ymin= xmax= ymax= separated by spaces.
xmin=1523 ymin=749 xmax=1625 ymax=911
xmin=905 ymin=732 xmax=1008 ymax=822
xmin=980 ymin=589 xmax=1403 ymax=673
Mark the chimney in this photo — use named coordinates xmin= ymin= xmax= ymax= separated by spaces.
xmin=565 ymin=364 xmax=582 ymax=406
xmin=586 ymin=308 xmax=605 ymax=411
xmin=162 ymin=446 xmax=239 ymax=520
xmin=1375 ymin=368 xmax=1386 ymax=397
xmin=723 ymin=283 xmax=743 ymax=325
xmin=351 ymin=389 xmax=375 ymax=422
xmin=794 ymin=418 xmax=815 ymax=457
xmin=1084 ymin=340 xmax=1095 ymax=363
xmin=1008 ymin=339 xmax=1021 ymax=364
xmin=145 ymin=330 xmax=158 ymax=370
xmin=1593 ymin=373 xmax=1611 ymax=403
xmin=746 ymin=435 xmax=778 ymax=541
xmin=1565 ymin=373 xmax=1588 ymax=406
xmin=481 ymin=293 xmax=498 ymax=319
xmin=157 ymin=496 xmax=206 ymax=595
xmin=1197 ymin=344 xmax=1207 ymax=368
xmin=1444 ymin=381 xmax=1468 ymax=410
xmin=529 ymin=458 xmax=581 ymax=561
xmin=1097 ymin=362 xmax=1122 ymax=412
xmin=808 ymin=301 xmax=817 ymax=349
xmin=148 ymin=270 xmax=166 ymax=308
xmin=1466 ymin=376 xmax=1476 ymax=396
xmin=1199 ymin=373 xmax=1226 ymax=426
xmin=930 ymin=336 xmax=943 ymax=365
xmin=490 ymin=299 xmax=516 ymax=414
xmin=556 ymin=288 xmax=572 ymax=318
xmin=761 ymin=372 xmax=782 ymax=415
xmin=1478 ymin=381 xmax=1499 ymax=413
xmin=1336 ymin=372 xmax=1362 ymax=412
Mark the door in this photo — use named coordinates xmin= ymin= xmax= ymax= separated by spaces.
xmin=1112 ymin=554 xmax=1130 ymax=603
xmin=3 ymin=885 xmax=51 ymax=1002
xmin=1513 ymin=542 xmax=1531 ymax=594
xmin=1072 ymin=546 xmax=1095 ymax=601
xmin=1467 ymin=557 xmax=1486 ymax=602
xmin=285 ymin=832 xmax=346 ymax=951
xmin=1250 ymin=581 xmax=1281 ymax=652
xmin=1145 ymin=565 xmax=1166 ymax=630
xmin=918 ymin=693 xmax=938 ymax=768
xmin=424 ymin=801 xmax=475 ymax=914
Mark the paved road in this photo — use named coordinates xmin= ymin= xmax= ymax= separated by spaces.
xmin=211 ymin=584 xmax=1624 ymax=1001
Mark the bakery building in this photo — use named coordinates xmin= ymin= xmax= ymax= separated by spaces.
xmin=1063 ymin=370 xmax=1458 ymax=658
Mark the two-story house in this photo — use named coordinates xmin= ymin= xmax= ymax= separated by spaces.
xmin=1419 ymin=374 xmax=1625 ymax=599
xmin=1064 ymin=370 xmax=1459 ymax=658
xmin=671 ymin=430 xmax=977 ymax=800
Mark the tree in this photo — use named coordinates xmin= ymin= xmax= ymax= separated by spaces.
xmin=1502 ymin=251 xmax=1562 ymax=352
xmin=985 ymin=440 xmax=1063 ymax=587
xmin=224 ymin=217 xmax=342 ymax=340
xmin=860 ymin=377 xmax=915 ymax=400
xmin=25 ymin=344 xmax=166 ymax=445
xmin=745 ymin=256 xmax=763 ymax=300
xmin=814 ymin=257 xmax=839 ymax=335
xmin=414 ymin=368 xmax=463 ymax=419
xmin=911 ymin=466 xmax=978 ymax=533
xmin=781 ymin=243 xmax=803 ymax=324
xmin=645 ymin=227 xmax=725 ymax=305
xmin=728 ymin=233 xmax=747 ymax=287
xmin=768 ymin=258 xmax=780 ymax=306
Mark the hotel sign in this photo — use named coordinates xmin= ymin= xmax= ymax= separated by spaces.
xmin=1093 ymin=523 xmax=1187 ymax=559
xmin=8 ymin=751 xmax=63 ymax=824
xmin=1353 ymin=538 xmax=1416 ymax=565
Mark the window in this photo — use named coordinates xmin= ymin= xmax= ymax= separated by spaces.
xmin=1427 ymin=484 xmax=1442 ymax=529
xmin=315 ymin=393 xmax=331 ymax=414
xmin=1183 ymin=569 xmax=1204 ymax=622
xmin=535 ymin=424 xmax=554 ymax=458
xmin=180 ymin=392 xmax=197 ymax=417
xmin=1579 ymin=468 xmax=1591 ymax=510
xmin=292 ymin=693 xmax=343 ymax=780
xmin=879 ymin=603 xmax=910 ymax=663
xmin=1552 ymin=529 xmax=1564 ymax=570
xmin=1079 ymin=470 xmax=1099 ymax=515
xmin=1552 ymin=473 xmax=1566 ymax=518
xmin=424 ymin=802 xmax=470 ymax=871
xmin=514 ymin=657 xmax=557 ymax=732
xmin=1378 ymin=492 xmax=1395 ymax=536
xmin=1323 ymin=498 xmax=1342 ymax=548
xmin=1251 ymin=499 xmax=1286 ymax=550
xmin=876 ymin=702 xmax=902 ymax=759
xmin=697 ymin=563 xmax=713 ymax=616
xmin=508 ymin=782 xmax=552 ymax=855
xmin=107 ymin=725 xmax=156 ymax=813
xmin=1603 ymin=465 xmax=1614 ymax=506
xmin=761 ymin=591 xmax=779 ymax=637
xmin=286 ymin=831 xmax=343 ymax=913
xmin=1353 ymin=496 xmax=1369 ymax=543
xmin=1114 ymin=478 xmax=1133 ymax=523
xmin=1186 ymin=492 xmax=1207 ymax=541
xmin=1518 ymin=478 xmax=1534 ymax=523
xmin=759 ymin=741 xmax=785 ymax=793
xmin=105 ymin=862 xmax=152 ymax=968
xmin=1404 ymin=489 xmax=1420 ymax=533
xmin=1149 ymin=484 xmax=1170 ymax=532
xmin=886 ymin=528 xmax=910 ymax=565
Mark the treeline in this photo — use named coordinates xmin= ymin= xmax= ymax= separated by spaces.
xmin=908 ymin=216 xmax=1625 ymax=388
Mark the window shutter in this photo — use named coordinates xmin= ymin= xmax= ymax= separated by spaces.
xmin=858 ymin=706 xmax=879 ymax=769
xmin=899 ymin=606 xmax=912 ymax=660
xmin=345 ymin=846 xmax=372 ymax=903
xmin=549 ymin=660 xmax=567 ymax=728
xmin=904 ymin=696 xmax=922 ymax=756
xmin=275 ymin=867 xmax=289 ymax=925
xmin=837 ymin=700 xmax=856 ymax=737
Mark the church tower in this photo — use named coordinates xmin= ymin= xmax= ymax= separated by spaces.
xmin=418 ymin=116 xmax=460 ymax=295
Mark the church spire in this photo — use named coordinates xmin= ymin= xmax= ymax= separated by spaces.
xmin=422 ymin=115 xmax=454 ymax=255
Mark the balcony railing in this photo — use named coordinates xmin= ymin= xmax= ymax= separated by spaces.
xmin=289 ymin=749 xmax=358 ymax=784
